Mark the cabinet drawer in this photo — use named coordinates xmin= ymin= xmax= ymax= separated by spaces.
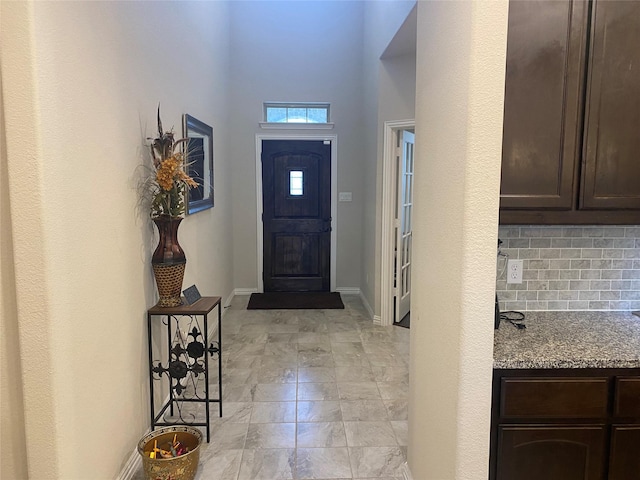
xmin=500 ymin=378 xmax=609 ymax=419
xmin=614 ymin=378 xmax=640 ymax=418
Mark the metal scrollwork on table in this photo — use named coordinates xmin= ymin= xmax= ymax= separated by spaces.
xmin=151 ymin=315 xmax=219 ymax=423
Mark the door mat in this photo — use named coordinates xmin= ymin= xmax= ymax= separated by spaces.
xmin=247 ymin=292 xmax=345 ymax=310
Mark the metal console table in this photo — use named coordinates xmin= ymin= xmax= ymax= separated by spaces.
xmin=147 ymin=296 xmax=222 ymax=442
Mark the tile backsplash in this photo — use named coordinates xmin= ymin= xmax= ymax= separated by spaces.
xmin=496 ymin=226 xmax=640 ymax=311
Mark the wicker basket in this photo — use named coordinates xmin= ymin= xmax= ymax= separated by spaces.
xmin=138 ymin=426 xmax=202 ymax=480
xmin=152 ymin=263 xmax=186 ymax=307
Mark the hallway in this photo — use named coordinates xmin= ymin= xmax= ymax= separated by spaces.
xmin=135 ymin=295 xmax=409 ymax=479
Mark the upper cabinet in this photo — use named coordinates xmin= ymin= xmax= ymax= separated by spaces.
xmin=500 ymin=0 xmax=640 ymax=224
xmin=581 ymin=0 xmax=640 ymax=210
xmin=500 ymin=0 xmax=587 ymax=211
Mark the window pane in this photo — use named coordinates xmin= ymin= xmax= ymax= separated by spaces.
xmin=264 ymin=103 xmax=330 ymax=123
xmin=266 ymin=107 xmax=287 ymax=123
xmin=307 ymin=108 xmax=328 ymax=123
xmin=287 ymin=108 xmax=307 ymax=123
xmin=290 ymin=171 xmax=303 ymax=196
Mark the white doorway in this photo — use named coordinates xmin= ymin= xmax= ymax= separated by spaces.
xmin=381 ymin=120 xmax=416 ymax=326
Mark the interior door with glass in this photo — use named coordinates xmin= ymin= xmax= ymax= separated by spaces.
xmin=396 ymin=130 xmax=414 ymax=323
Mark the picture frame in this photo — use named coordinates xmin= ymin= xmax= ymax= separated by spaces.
xmin=182 ymin=284 xmax=202 ymax=305
xmin=183 ymin=114 xmax=214 ymax=214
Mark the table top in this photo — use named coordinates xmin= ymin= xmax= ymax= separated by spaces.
xmin=148 ymin=296 xmax=221 ymax=315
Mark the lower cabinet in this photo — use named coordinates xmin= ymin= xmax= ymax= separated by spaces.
xmin=608 ymin=426 xmax=640 ymax=480
xmin=490 ymin=369 xmax=640 ymax=480
xmin=497 ymin=426 xmax=606 ymax=480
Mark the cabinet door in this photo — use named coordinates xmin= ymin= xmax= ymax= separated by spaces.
xmin=581 ymin=0 xmax=640 ymax=209
xmin=500 ymin=0 xmax=588 ymax=209
xmin=609 ymin=426 xmax=640 ymax=480
xmin=497 ymin=426 xmax=606 ymax=480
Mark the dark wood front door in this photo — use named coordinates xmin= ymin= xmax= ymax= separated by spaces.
xmin=262 ymin=140 xmax=331 ymax=292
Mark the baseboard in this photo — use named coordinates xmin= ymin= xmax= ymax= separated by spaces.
xmin=373 ymin=315 xmax=382 ymax=325
xmin=335 ymin=287 xmax=360 ymax=295
xmin=358 ymin=291 xmax=376 ymax=321
xmin=401 ymin=461 xmax=414 ymax=480
xmin=117 ymin=445 xmax=142 ymax=480
xmin=234 ymin=287 xmax=258 ymax=296
xmin=223 ymin=290 xmax=234 ymax=307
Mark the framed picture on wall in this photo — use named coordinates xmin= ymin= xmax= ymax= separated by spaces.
xmin=183 ymin=114 xmax=214 ymax=214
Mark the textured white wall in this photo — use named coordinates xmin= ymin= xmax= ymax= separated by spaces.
xmin=409 ymin=1 xmax=507 ymax=478
xmin=0 ymin=36 xmax=29 ymax=479
xmin=1 ymin=1 xmax=233 ymax=477
xmin=1 ymin=2 xmax=60 ymax=476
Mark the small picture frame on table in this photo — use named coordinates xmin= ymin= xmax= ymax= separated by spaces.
xmin=182 ymin=285 xmax=202 ymax=305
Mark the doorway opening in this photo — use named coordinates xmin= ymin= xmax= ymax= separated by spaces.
xmin=381 ymin=120 xmax=415 ymax=327
xmin=256 ymin=134 xmax=338 ymax=293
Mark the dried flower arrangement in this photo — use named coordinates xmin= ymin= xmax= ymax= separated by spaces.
xmin=147 ymin=108 xmax=197 ymax=218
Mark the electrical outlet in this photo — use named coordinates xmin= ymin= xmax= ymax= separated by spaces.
xmin=507 ymin=259 xmax=523 ymax=284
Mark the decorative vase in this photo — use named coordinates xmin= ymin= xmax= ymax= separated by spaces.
xmin=152 ymin=216 xmax=186 ymax=307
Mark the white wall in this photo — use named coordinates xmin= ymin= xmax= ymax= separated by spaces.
xmin=409 ymin=1 xmax=507 ymax=478
xmin=371 ymin=52 xmax=417 ymax=315
xmin=228 ymin=0 xmax=366 ymax=291
xmin=361 ymin=1 xmax=416 ymax=314
xmin=0 ymin=63 xmax=29 ymax=480
xmin=1 ymin=1 xmax=233 ymax=477
xmin=224 ymin=0 xmax=415 ymax=304
xmin=379 ymin=54 xmax=417 ymax=124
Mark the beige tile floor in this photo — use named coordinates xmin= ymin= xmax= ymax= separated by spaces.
xmin=136 ymin=294 xmax=410 ymax=480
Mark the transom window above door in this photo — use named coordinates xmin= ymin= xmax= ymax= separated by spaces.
xmin=261 ymin=103 xmax=334 ymax=129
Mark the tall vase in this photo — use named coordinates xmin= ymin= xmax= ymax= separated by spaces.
xmin=152 ymin=216 xmax=186 ymax=307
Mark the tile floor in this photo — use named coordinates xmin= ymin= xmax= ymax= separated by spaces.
xmin=136 ymin=294 xmax=410 ymax=480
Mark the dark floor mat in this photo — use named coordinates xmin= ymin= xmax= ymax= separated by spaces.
xmin=247 ymin=292 xmax=345 ymax=310
xmin=394 ymin=311 xmax=410 ymax=329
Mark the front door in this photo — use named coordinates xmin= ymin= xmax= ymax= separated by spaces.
xmin=261 ymin=140 xmax=331 ymax=292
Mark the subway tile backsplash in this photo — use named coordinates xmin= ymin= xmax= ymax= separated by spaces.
xmin=496 ymin=226 xmax=640 ymax=311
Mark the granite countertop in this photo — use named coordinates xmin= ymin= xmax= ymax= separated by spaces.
xmin=493 ymin=311 xmax=640 ymax=369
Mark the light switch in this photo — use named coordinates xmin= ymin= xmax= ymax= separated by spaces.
xmin=339 ymin=192 xmax=352 ymax=202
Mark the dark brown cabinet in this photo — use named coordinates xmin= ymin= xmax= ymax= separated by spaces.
xmin=500 ymin=0 xmax=640 ymax=224
xmin=500 ymin=0 xmax=587 ymax=212
xmin=581 ymin=0 xmax=640 ymax=211
xmin=490 ymin=369 xmax=640 ymax=480
xmin=608 ymin=426 xmax=640 ymax=480
xmin=497 ymin=426 xmax=606 ymax=480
